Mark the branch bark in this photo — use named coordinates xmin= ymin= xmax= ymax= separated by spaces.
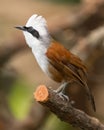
xmin=34 ymin=85 xmax=104 ymax=130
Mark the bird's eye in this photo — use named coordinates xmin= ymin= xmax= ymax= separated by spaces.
xmin=26 ymin=26 xmax=40 ymax=39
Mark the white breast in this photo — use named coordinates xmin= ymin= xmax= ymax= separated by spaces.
xmin=32 ymin=44 xmax=49 ymax=75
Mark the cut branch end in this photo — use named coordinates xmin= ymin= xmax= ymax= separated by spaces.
xmin=33 ymin=85 xmax=104 ymax=130
xmin=34 ymin=85 xmax=49 ymax=102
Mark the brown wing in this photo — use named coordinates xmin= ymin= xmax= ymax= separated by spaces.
xmin=46 ymin=42 xmax=87 ymax=86
xmin=46 ymin=42 xmax=96 ymax=111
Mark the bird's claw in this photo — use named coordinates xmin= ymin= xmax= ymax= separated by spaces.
xmin=54 ymin=90 xmax=69 ymax=102
xmin=59 ymin=92 xmax=69 ymax=101
xmin=54 ymin=89 xmax=75 ymax=105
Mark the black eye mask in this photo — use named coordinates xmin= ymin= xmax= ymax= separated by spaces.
xmin=15 ymin=26 xmax=40 ymax=39
xmin=24 ymin=26 xmax=40 ymax=39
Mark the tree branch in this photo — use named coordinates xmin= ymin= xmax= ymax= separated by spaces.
xmin=71 ymin=26 xmax=104 ymax=62
xmin=34 ymin=85 xmax=104 ymax=130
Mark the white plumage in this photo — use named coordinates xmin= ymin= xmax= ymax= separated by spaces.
xmin=23 ymin=14 xmax=51 ymax=75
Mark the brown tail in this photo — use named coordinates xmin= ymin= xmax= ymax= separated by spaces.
xmin=85 ymin=84 xmax=96 ymax=111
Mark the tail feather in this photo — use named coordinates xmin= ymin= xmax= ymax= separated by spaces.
xmin=85 ymin=84 xmax=96 ymax=111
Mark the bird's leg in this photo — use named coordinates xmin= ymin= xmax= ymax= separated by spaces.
xmin=55 ymin=82 xmax=75 ymax=105
xmin=55 ymin=82 xmax=70 ymax=102
xmin=56 ymin=82 xmax=70 ymax=93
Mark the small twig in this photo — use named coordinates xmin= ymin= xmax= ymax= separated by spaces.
xmin=34 ymin=85 xmax=104 ymax=130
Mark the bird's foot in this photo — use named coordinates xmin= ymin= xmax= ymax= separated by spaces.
xmin=58 ymin=92 xmax=69 ymax=102
xmin=54 ymin=90 xmax=75 ymax=105
xmin=54 ymin=89 xmax=69 ymax=102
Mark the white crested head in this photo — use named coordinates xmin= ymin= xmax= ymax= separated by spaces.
xmin=16 ymin=14 xmax=51 ymax=77
xmin=26 ymin=14 xmax=47 ymax=29
xmin=16 ymin=14 xmax=51 ymax=74
xmin=22 ymin=14 xmax=50 ymax=49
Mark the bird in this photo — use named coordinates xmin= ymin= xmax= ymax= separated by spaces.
xmin=15 ymin=14 xmax=96 ymax=111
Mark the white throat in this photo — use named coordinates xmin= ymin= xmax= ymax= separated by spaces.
xmin=31 ymin=41 xmax=49 ymax=74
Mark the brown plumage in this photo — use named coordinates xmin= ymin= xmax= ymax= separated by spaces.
xmin=46 ymin=42 xmax=96 ymax=111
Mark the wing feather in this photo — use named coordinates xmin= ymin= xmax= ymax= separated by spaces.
xmin=46 ymin=42 xmax=87 ymax=86
xmin=46 ymin=42 xmax=96 ymax=111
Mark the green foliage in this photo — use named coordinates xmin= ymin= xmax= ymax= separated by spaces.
xmin=8 ymin=79 xmax=34 ymax=120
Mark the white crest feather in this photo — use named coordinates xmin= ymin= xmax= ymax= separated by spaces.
xmin=26 ymin=14 xmax=47 ymax=28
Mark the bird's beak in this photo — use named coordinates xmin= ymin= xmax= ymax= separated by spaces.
xmin=15 ymin=26 xmax=26 ymax=31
